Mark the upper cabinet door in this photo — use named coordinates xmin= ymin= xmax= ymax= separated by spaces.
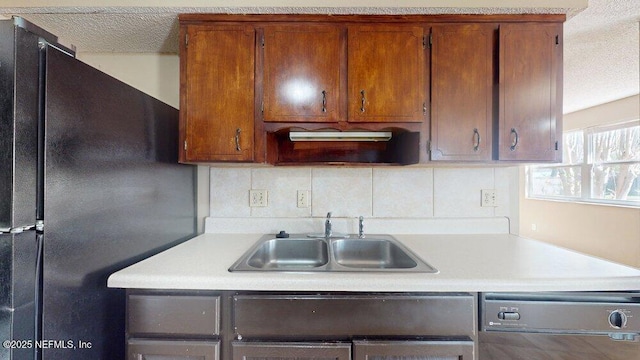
xmin=180 ymin=24 xmax=255 ymax=162
xmin=347 ymin=25 xmax=426 ymax=123
xmin=431 ymin=24 xmax=495 ymax=161
xmin=262 ymin=25 xmax=343 ymax=123
xmin=499 ymin=23 xmax=562 ymax=161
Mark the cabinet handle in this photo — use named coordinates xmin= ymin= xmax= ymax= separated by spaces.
xmin=360 ymin=90 xmax=366 ymax=113
xmin=473 ymin=128 xmax=480 ymax=152
xmin=510 ymin=128 xmax=519 ymax=151
xmin=235 ymin=128 xmax=241 ymax=152
xmin=321 ymin=90 xmax=327 ymax=113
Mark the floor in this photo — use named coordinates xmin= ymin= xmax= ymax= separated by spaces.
xmin=479 ymin=332 xmax=640 ymax=360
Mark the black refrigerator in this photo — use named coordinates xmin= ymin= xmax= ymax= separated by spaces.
xmin=0 ymin=18 xmax=197 ymax=360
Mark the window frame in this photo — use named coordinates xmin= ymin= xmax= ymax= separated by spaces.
xmin=526 ymin=120 xmax=640 ymax=208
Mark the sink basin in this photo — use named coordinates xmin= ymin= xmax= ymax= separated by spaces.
xmin=332 ymin=239 xmax=417 ymax=269
xmin=229 ymin=234 xmax=437 ymax=273
xmin=243 ymin=238 xmax=329 ymax=270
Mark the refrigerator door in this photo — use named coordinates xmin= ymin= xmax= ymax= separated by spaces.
xmin=0 ymin=231 xmax=38 ymax=360
xmin=0 ymin=20 xmax=43 ymax=360
xmin=0 ymin=21 xmax=40 ymax=231
xmin=41 ymin=46 xmax=196 ymax=360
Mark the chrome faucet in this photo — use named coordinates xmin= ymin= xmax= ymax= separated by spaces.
xmin=324 ymin=212 xmax=332 ymax=238
xmin=358 ymin=216 xmax=365 ymax=238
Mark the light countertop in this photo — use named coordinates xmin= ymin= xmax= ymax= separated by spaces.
xmin=107 ymin=233 xmax=640 ymax=292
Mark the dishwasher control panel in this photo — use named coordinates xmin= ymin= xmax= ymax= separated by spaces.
xmin=480 ymin=292 xmax=640 ymax=339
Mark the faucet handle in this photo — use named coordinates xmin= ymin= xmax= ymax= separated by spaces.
xmin=324 ymin=211 xmax=333 ymax=238
xmin=358 ymin=216 xmax=365 ymax=238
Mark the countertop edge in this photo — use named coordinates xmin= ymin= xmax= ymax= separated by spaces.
xmin=107 ymin=233 xmax=640 ymax=292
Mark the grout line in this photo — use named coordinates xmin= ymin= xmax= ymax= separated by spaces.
xmin=249 ymin=167 xmax=254 ymax=217
xmin=432 ymin=168 xmax=436 ymax=218
xmin=310 ymin=168 xmax=315 ymax=217
xmin=492 ymin=167 xmax=496 ymax=217
xmin=308 ymin=167 xmax=313 ymax=217
xmin=369 ymin=167 xmax=374 ymax=217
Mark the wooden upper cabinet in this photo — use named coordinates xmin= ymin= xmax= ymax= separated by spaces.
xmin=347 ymin=25 xmax=426 ymax=123
xmin=180 ymin=24 xmax=255 ymax=162
xmin=176 ymin=15 xmax=565 ymax=164
xmin=262 ymin=25 xmax=343 ymax=122
xmin=430 ymin=24 xmax=495 ymax=161
xmin=499 ymin=23 xmax=562 ymax=161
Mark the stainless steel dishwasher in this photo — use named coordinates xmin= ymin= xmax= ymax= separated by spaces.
xmin=479 ymin=292 xmax=640 ymax=360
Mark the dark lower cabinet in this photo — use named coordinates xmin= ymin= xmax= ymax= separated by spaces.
xmin=127 ymin=291 xmax=477 ymax=360
xmin=232 ymin=342 xmax=351 ymax=360
xmin=230 ymin=340 xmax=474 ymax=360
xmin=126 ymin=291 xmax=222 ymax=360
xmin=354 ymin=340 xmax=474 ymax=360
xmin=127 ymin=339 xmax=220 ymax=360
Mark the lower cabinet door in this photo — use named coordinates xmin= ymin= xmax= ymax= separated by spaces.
xmin=128 ymin=339 xmax=219 ymax=360
xmin=353 ymin=340 xmax=475 ymax=360
xmin=232 ymin=342 xmax=351 ymax=360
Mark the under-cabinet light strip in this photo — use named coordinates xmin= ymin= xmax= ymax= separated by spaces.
xmin=289 ymin=131 xmax=393 ymax=142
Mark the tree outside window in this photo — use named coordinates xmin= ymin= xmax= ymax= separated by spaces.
xmin=527 ymin=120 xmax=640 ymax=207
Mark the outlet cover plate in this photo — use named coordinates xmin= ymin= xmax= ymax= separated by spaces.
xmin=481 ymin=189 xmax=497 ymax=207
xmin=250 ymin=189 xmax=268 ymax=207
xmin=297 ymin=190 xmax=310 ymax=208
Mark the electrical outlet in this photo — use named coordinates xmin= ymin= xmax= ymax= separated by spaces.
xmin=481 ymin=189 xmax=497 ymax=207
xmin=249 ymin=189 xmax=268 ymax=207
xmin=297 ymin=190 xmax=310 ymax=208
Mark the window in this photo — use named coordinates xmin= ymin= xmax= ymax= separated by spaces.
xmin=527 ymin=120 xmax=640 ymax=207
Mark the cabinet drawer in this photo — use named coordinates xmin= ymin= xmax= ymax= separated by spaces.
xmin=128 ymin=339 xmax=219 ymax=360
xmin=353 ymin=340 xmax=474 ymax=360
xmin=233 ymin=294 xmax=476 ymax=338
xmin=128 ymin=294 xmax=220 ymax=336
xmin=232 ymin=342 xmax=351 ymax=360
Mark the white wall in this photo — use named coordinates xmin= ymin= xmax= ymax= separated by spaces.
xmin=77 ymin=53 xmax=180 ymax=108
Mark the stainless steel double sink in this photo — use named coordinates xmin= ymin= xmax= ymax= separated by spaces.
xmin=229 ymin=234 xmax=437 ymax=273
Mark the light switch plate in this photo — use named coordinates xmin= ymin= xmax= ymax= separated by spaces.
xmin=481 ymin=189 xmax=497 ymax=207
xmin=249 ymin=189 xmax=268 ymax=207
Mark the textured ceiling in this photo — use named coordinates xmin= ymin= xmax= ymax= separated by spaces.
xmin=1 ymin=1 xmax=638 ymax=114
xmin=4 ymin=6 xmax=579 ymax=54
xmin=562 ymin=0 xmax=639 ymax=113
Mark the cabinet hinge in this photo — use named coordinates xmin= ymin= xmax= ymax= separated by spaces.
xmin=423 ymin=102 xmax=427 ymax=115
xmin=427 ymin=140 xmax=432 ymax=154
xmin=261 ymin=101 xmax=264 ymax=113
xmin=185 ymin=34 xmax=189 ymax=47
xmin=428 ymin=33 xmax=432 ymax=49
xmin=261 ymin=35 xmax=265 ymax=48
xmin=184 ymin=140 xmax=187 ymax=151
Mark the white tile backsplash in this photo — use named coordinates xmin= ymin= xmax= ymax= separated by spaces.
xmin=494 ymin=166 xmax=517 ymax=218
xmin=251 ymin=167 xmax=311 ymax=217
xmin=207 ymin=165 xmax=518 ymax=233
xmin=210 ymin=167 xmax=251 ymax=217
xmin=433 ymin=168 xmax=495 ymax=217
xmin=311 ymin=168 xmax=373 ymax=217
xmin=372 ymin=168 xmax=434 ymax=218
